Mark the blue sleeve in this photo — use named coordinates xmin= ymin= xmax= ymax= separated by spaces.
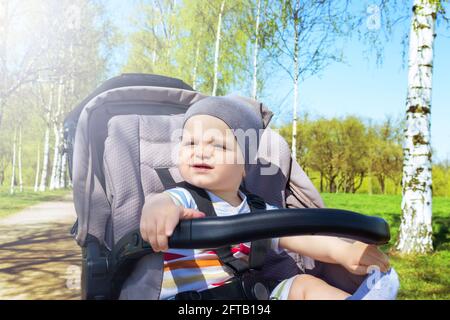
xmin=164 ymin=187 xmax=198 ymax=210
xmin=264 ymin=203 xmax=284 ymax=253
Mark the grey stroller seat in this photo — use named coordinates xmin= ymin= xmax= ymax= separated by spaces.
xmin=66 ymin=74 xmax=390 ymax=300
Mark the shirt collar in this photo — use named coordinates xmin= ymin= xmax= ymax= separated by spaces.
xmin=205 ymin=189 xmax=247 ymax=211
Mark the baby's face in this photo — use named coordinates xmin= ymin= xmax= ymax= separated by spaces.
xmin=178 ymin=115 xmax=245 ymax=193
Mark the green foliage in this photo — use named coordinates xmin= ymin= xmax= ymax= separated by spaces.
xmin=433 ymin=162 xmax=450 ymax=197
xmin=277 ymin=115 xmax=449 ymax=197
xmin=123 ymin=0 xmax=255 ymax=95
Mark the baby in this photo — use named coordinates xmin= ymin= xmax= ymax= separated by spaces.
xmin=140 ymin=96 xmax=398 ymax=300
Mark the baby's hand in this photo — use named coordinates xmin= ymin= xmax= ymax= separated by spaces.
xmin=341 ymin=241 xmax=390 ymax=275
xmin=140 ymin=193 xmax=205 ymax=252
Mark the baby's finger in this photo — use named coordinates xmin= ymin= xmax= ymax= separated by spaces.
xmin=140 ymin=219 xmax=155 ymax=244
xmin=140 ymin=221 xmax=148 ymax=242
xmin=156 ymin=216 xmax=169 ymax=251
xmin=181 ymin=208 xmax=206 ymax=219
xmin=348 ymin=264 xmax=368 ymax=275
xmin=368 ymin=246 xmax=390 ymax=266
xmin=165 ymin=211 xmax=181 ymax=237
xmin=363 ymin=247 xmax=390 ymax=272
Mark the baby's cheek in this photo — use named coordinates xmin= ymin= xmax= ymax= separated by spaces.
xmin=178 ymin=163 xmax=192 ymax=181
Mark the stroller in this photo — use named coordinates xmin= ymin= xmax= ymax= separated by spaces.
xmin=65 ymin=73 xmax=392 ymax=300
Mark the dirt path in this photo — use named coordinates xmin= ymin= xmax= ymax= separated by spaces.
xmin=0 ymin=195 xmax=81 ymax=300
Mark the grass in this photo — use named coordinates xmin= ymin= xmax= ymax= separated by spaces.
xmin=321 ymin=192 xmax=450 ymax=300
xmin=0 ymin=187 xmax=71 ymax=219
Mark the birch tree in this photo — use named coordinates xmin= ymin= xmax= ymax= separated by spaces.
xmin=18 ymin=124 xmax=23 ymax=192
xmin=38 ymin=84 xmax=54 ymax=192
xmin=9 ymin=126 xmax=16 ymax=194
xmin=50 ymin=78 xmax=64 ymax=190
xmin=396 ymin=0 xmax=439 ymax=254
xmin=0 ymin=0 xmax=50 ymax=129
xmin=34 ymin=144 xmax=40 ymax=192
xmin=251 ymin=0 xmax=261 ymax=99
xmin=267 ymin=0 xmax=351 ymax=160
xmin=212 ymin=0 xmax=225 ymax=96
xmin=126 ymin=0 xmax=251 ymax=95
xmin=125 ymin=0 xmax=178 ymax=76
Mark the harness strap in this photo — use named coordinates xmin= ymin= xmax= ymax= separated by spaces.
xmin=240 ymin=187 xmax=271 ymax=270
xmin=155 ymin=167 xmax=176 ymax=188
xmin=176 ymin=181 xmax=250 ymax=275
xmin=154 ymin=169 xmax=271 ymax=274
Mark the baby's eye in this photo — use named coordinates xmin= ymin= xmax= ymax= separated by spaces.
xmin=214 ymin=144 xmax=227 ymax=150
xmin=182 ymin=140 xmax=195 ymax=146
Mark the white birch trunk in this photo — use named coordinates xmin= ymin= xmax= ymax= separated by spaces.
xmin=192 ymin=41 xmax=200 ymax=90
xmin=291 ymin=18 xmax=300 ymax=160
xmin=39 ymin=125 xmax=50 ymax=192
xmin=396 ymin=0 xmax=436 ymax=254
xmin=212 ymin=0 xmax=225 ymax=96
xmin=152 ymin=25 xmax=158 ymax=65
xmin=56 ymin=124 xmax=64 ymax=188
xmin=34 ymin=144 xmax=40 ymax=192
xmin=252 ymin=0 xmax=261 ymax=100
xmin=50 ymin=123 xmax=62 ymax=190
xmin=18 ymin=125 xmax=23 ymax=192
xmin=39 ymin=85 xmax=54 ymax=192
xmin=59 ymin=151 xmax=67 ymax=188
xmin=50 ymin=80 xmax=64 ymax=190
xmin=10 ymin=127 xmax=17 ymax=195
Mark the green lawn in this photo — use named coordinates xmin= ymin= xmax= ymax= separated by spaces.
xmin=321 ymin=193 xmax=450 ymax=300
xmin=0 ymin=187 xmax=71 ymax=219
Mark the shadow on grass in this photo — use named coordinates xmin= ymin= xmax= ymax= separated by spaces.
xmin=375 ymin=212 xmax=449 ymax=251
xmin=0 ymin=221 xmax=81 ymax=300
xmin=433 ymin=217 xmax=450 ymax=251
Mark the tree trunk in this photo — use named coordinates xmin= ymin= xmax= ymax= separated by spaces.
xmin=212 ymin=0 xmax=225 ymax=96
xmin=377 ymin=175 xmax=386 ymax=194
xmin=59 ymin=151 xmax=67 ymax=188
xmin=192 ymin=40 xmax=200 ymax=90
xmin=10 ymin=126 xmax=16 ymax=195
xmin=251 ymin=0 xmax=261 ymax=100
xmin=18 ymin=125 xmax=23 ymax=192
xmin=34 ymin=144 xmax=40 ymax=192
xmin=0 ymin=0 xmax=8 ymax=130
xmin=50 ymin=123 xmax=62 ymax=190
xmin=320 ymin=171 xmax=323 ymax=193
xmin=39 ymin=85 xmax=54 ymax=192
xmin=291 ymin=14 xmax=299 ymax=160
xmin=39 ymin=125 xmax=50 ymax=192
xmin=152 ymin=25 xmax=158 ymax=65
xmin=396 ymin=0 xmax=436 ymax=254
xmin=50 ymin=79 xmax=64 ymax=190
xmin=0 ymin=159 xmax=5 ymax=186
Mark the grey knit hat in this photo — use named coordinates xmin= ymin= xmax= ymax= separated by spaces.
xmin=183 ymin=96 xmax=263 ymax=172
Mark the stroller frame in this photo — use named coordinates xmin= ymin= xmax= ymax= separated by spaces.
xmin=65 ymin=73 xmax=390 ymax=300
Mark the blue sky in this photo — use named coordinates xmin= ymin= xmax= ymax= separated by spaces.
xmin=104 ymin=0 xmax=450 ymax=162
xmin=260 ymin=23 xmax=450 ymax=163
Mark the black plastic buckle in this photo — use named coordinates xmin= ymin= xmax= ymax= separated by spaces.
xmin=251 ymin=282 xmax=270 ymax=300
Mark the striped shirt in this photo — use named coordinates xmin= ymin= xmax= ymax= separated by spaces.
xmin=159 ymin=187 xmax=281 ymax=300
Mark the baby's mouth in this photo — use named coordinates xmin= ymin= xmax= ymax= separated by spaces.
xmin=191 ymin=163 xmax=214 ymax=170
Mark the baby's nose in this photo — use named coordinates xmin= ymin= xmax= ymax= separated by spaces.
xmin=194 ymin=144 xmax=213 ymax=158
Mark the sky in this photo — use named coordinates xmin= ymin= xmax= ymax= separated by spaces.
xmin=104 ymin=0 xmax=450 ymax=162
